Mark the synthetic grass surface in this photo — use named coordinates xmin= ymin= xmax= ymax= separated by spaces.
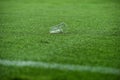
xmin=0 ymin=0 xmax=120 ymax=80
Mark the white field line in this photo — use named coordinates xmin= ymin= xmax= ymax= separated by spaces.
xmin=0 ymin=59 xmax=120 ymax=75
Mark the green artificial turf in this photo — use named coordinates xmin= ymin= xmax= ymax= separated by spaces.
xmin=0 ymin=0 xmax=120 ymax=80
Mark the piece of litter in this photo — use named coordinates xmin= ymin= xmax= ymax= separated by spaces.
xmin=50 ymin=22 xmax=66 ymax=34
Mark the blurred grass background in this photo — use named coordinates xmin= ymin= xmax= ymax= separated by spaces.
xmin=0 ymin=0 xmax=120 ymax=80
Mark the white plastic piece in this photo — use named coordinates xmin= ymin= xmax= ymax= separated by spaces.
xmin=50 ymin=22 xmax=66 ymax=34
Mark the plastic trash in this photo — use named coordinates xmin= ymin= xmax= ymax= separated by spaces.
xmin=50 ymin=22 xmax=66 ymax=34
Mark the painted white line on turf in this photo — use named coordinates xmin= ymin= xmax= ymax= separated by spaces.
xmin=0 ymin=59 xmax=120 ymax=75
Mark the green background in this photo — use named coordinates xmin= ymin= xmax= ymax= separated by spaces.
xmin=0 ymin=0 xmax=120 ymax=80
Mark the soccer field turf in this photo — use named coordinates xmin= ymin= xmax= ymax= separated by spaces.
xmin=0 ymin=0 xmax=120 ymax=80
